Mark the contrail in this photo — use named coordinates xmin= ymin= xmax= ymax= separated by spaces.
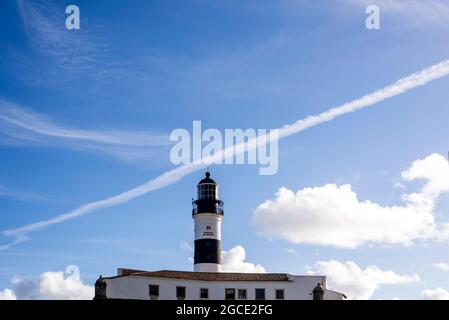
xmin=3 ymin=58 xmax=449 ymax=249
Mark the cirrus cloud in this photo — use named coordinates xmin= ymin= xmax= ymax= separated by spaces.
xmin=0 ymin=99 xmax=168 ymax=165
xmin=341 ymin=0 xmax=449 ymax=26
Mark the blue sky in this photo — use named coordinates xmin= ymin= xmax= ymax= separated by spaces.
xmin=1 ymin=0 xmax=449 ymax=300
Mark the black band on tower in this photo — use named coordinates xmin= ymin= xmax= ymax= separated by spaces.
xmin=194 ymin=239 xmax=221 ymax=264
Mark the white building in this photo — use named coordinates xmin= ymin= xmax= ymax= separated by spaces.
xmin=94 ymin=172 xmax=346 ymax=300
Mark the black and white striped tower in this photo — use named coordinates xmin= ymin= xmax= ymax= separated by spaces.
xmin=192 ymin=172 xmax=224 ymax=272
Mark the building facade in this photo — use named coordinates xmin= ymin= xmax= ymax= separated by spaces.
xmin=94 ymin=172 xmax=346 ymax=300
xmin=96 ymin=269 xmax=344 ymax=300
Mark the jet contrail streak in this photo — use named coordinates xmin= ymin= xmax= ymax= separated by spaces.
xmin=3 ymin=59 xmax=449 ymax=249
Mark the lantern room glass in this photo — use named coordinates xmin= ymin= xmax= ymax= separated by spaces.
xmin=198 ymin=183 xmax=218 ymax=200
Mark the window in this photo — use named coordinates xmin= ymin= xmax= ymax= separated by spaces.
xmin=198 ymin=184 xmax=217 ymax=199
xmin=206 ymin=225 xmax=211 ymax=230
xmin=238 ymin=289 xmax=247 ymax=300
xmin=255 ymin=288 xmax=265 ymax=300
xmin=225 ymin=288 xmax=235 ymax=300
xmin=275 ymin=289 xmax=284 ymax=300
xmin=149 ymin=285 xmax=159 ymax=300
xmin=200 ymin=288 xmax=209 ymax=299
xmin=176 ymin=286 xmax=186 ymax=300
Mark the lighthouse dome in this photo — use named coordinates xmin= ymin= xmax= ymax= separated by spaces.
xmin=198 ymin=171 xmax=216 ymax=185
xmin=193 ymin=172 xmax=223 ymax=216
xmin=197 ymin=172 xmax=219 ymax=200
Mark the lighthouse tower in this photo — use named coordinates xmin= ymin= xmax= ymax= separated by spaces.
xmin=192 ymin=172 xmax=224 ymax=272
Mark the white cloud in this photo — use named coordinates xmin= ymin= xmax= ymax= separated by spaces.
xmin=422 ymin=287 xmax=449 ymax=300
xmin=221 ymin=245 xmax=266 ymax=273
xmin=3 ymin=58 xmax=449 ymax=250
xmin=309 ymin=260 xmax=420 ymax=300
xmin=0 ymin=265 xmax=93 ymax=300
xmin=432 ymin=263 xmax=449 ymax=271
xmin=0 ymin=288 xmax=17 ymax=300
xmin=182 ymin=244 xmax=266 ymax=273
xmin=252 ymin=153 xmax=449 ymax=248
xmin=393 ymin=181 xmax=406 ymax=189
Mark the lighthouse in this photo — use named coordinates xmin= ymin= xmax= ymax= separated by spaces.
xmin=192 ymin=172 xmax=224 ymax=272
xmin=96 ymin=170 xmax=347 ymax=300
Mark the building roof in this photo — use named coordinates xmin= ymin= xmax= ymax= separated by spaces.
xmin=112 ymin=269 xmax=292 ymax=282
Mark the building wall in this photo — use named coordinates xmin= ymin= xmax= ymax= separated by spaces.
xmin=104 ymin=275 xmax=344 ymax=300
xmin=324 ymin=289 xmax=345 ymax=300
